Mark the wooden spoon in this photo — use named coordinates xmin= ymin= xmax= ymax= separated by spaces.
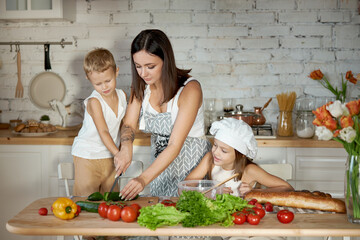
xmin=202 ymin=173 xmax=239 ymax=195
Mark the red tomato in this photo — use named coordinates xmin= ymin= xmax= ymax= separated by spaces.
xmin=38 ymin=207 xmax=48 ymax=216
xmin=265 ymin=203 xmax=273 ymax=212
xmin=107 ymin=205 xmax=122 ymax=221
xmin=98 ymin=202 xmax=110 ymax=218
xmin=277 ymin=210 xmax=294 ymax=224
xmin=248 ymin=199 xmax=257 ymax=205
xmin=247 ymin=213 xmax=261 ymax=225
xmin=253 ymin=207 xmax=265 ymax=219
xmin=232 ymin=211 xmax=246 ymax=225
xmin=161 ymin=199 xmax=176 ymax=207
xmin=255 ymin=203 xmax=263 ymax=209
xmin=121 ymin=206 xmax=137 ymax=223
xmin=241 ymin=207 xmax=253 ymax=216
xmin=75 ymin=204 xmax=81 ymax=217
xmin=130 ymin=203 xmax=141 ymax=216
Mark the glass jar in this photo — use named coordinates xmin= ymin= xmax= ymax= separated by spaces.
xmin=277 ymin=111 xmax=293 ymax=137
xmin=296 ymin=111 xmax=315 ymax=138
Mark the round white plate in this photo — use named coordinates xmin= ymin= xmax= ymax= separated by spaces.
xmin=12 ymin=131 xmax=57 ymax=137
xmin=29 ymin=71 xmax=66 ymax=109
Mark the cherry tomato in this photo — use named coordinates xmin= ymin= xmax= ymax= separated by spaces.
xmin=130 ymin=203 xmax=141 ymax=216
xmin=107 ymin=205 xmax=121 ymax=221
xmin=248 ymin=199 xmax=257 ymax=205
xmin=75 ymin=204 xmax=81 ymax=217
xmin=38 ymin=207 xmax=48 ymax=216
xmin=253 ymin=207 xmax=266 ymax=219
xmin=247 ymin=213 xmax=261 ymax=225
xmin=98 ymin=202 xmax=110 ymax=218
xmin=255 ymin=203 xmax=263 ymax=209
xmin=232 ymin=211 xmax=246 ymax=225
xmin=265 ymin=203 xmax=273 ymax=212
xmin=241 ymin=207 xmax=253 ymax=216
xmin=277 ymin=210 xmax=294 ymax=224
xmin=121 ymin=206 xmax=137 ymax=223
xmin=161 ymin=199 xmax=176 ymax=207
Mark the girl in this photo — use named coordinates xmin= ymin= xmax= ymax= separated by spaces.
xmin=186 ymin=118 xmax=294 ymax=197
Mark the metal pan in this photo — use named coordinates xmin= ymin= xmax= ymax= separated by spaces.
xmin=29 ymin=44 xmax=66 ymax=109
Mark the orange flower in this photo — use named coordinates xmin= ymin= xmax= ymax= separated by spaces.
xmin=309 ymin=69 xmax=324 ymax=80
xmin=340 ymin=115 xmax=354 ymax=128
xmin=333 ymin=129 xmax=340 ymax=138
xmin=346 ymin=100 xmax=360 ymax=116
xmin=345 ymin=71 xmax=357 ymax=84
xmin=312 ymin=104 xmax=338 ymax=131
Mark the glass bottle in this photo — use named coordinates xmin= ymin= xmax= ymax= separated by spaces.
xmin=296 ymin=111 xmax=315 ymax=138
xmin=277 ymin=111 xmax=293 ymax=136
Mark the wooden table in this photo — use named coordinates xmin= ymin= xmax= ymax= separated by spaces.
xmin=6 ymin=197 xmax=360 ymax=237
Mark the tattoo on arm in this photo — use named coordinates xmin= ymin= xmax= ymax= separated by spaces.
xmin=120 ymin=125 xmax=135 ymax=143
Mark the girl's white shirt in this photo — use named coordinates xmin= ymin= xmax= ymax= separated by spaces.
xmin=139 ymin=77 xmax=205 ymax=138
xmin=71 ymin=89 xmax=127 ymax=159
xmin=211 ymin=165 xmax=241 ymax=197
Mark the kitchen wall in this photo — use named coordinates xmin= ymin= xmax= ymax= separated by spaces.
xmin=0 ymin=0 xmax=360 ymax=126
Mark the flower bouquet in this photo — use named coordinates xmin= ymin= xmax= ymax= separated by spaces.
xmin=313 ymin=100 xmax=360 ymax=223
xmin=311 ymin=69 xmax=360 ymax=223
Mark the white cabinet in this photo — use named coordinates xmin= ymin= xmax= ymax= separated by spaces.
xmin=0 ymin=0 xmax=76 ymax=20
xmin=0 ymin=145 xmax=56 ymax=240
xmin=288 ymin=147 xmax=347 ymax=198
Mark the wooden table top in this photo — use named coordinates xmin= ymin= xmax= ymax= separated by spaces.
xmin=0 ymin=129 xmax=343 ymax=148
xmin=6 ymin=197 xmax=360 ymax=237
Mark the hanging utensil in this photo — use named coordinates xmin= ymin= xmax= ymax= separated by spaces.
xmin=15 ymin=45 xmax=23 ymax=98
xmin=202 ymin=173 xmax=239 ymax=195
xmin=29 ymin=44 xmax=66 ymax=109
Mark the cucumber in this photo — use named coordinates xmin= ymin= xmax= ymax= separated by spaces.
xmin=104 ymin=192 xmax=121 ymax=201
xmin=76 ymin=201 xmax=100 ymax=213
xmin=87 ymin=192 xmax=103 ymax=201
xmin=103 ymin=192 xmax=140 ymax=201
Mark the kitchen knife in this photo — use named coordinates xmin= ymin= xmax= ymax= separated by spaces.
xmin=109 ymin=173 xmax=122 ymax=193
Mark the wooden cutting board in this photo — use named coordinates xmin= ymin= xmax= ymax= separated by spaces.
xmin=72 ymin=196 xmax=159 ymax=207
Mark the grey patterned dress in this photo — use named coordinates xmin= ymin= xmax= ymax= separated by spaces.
xmin=143 ymin=110 xmax=211 ymax=197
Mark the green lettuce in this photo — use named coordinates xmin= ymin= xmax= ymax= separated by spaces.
xmin=137 ymin=203 xmax=189 ymax=230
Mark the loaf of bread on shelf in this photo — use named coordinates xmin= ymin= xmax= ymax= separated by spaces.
xmin=14 ymin=123 xmax=25 ymax=132
xmin=244 ymin=190 xmax=346 ymax=213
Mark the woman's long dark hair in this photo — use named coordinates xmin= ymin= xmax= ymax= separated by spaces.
xmin=130 ymin=29 xmax=191 ymax=103
xmin=207 ymin=150 xmax=255 ymax=181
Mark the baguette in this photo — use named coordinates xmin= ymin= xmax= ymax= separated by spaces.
xmin=244 ymin=190 xmax=346 ymax=213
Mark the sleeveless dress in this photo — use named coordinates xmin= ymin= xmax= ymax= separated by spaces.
xmin=212 ymin=165 xmax=242 ymax=197
xmin=139 ymin=78 xmax=211 ymax=197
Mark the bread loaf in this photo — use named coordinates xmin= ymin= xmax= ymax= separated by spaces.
xmin=14 ymin=123 xmax=25 ymax=132
xmin=244 ymin=190 xmax=346 ymax=213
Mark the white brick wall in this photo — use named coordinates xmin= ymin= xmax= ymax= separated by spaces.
xmin=0 ymin=0 xmax=359 ymax=128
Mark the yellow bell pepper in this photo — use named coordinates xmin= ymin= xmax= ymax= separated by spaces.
xmin=52 ymin=197 xmax=78 ymax=220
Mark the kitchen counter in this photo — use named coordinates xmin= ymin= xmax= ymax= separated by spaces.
xmin=7 ymin=197 xmax=360 ymax=237
xmin=0 ymin=129 xmax=343 ymax=148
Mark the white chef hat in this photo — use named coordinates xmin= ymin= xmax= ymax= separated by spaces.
xmin=209 ymin=118 xmax=258 ymax=159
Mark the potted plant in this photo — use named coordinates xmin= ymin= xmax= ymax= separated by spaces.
xmin=40 ymin=115 xmax=50 ymax=124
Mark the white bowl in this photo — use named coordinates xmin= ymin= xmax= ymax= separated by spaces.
xmin=178 ymin=180 xmax=224 ymax=199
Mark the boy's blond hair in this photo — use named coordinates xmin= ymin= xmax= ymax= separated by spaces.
xmin=83 ymin=48 xmax=116 ymax=77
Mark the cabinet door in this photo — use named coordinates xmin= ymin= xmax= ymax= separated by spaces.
xmin=0 ymin=0 xmax=75 ymax=20
xmin=292 ymin=148 xmax=347 ymax=198
xmin=0 ymin=145 xmax=54 ymax=240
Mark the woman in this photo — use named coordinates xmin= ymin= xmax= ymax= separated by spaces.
xmin=116 ymin=29 xmax=211 ymax=199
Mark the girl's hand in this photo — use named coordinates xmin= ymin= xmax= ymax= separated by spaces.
xmin=120 ymin=177 xmax=145 ymax=201
xmin=238 ymin=182 xmax=254 ymax=197
xmin=222 ymin=186 xmax=233 ymax=195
